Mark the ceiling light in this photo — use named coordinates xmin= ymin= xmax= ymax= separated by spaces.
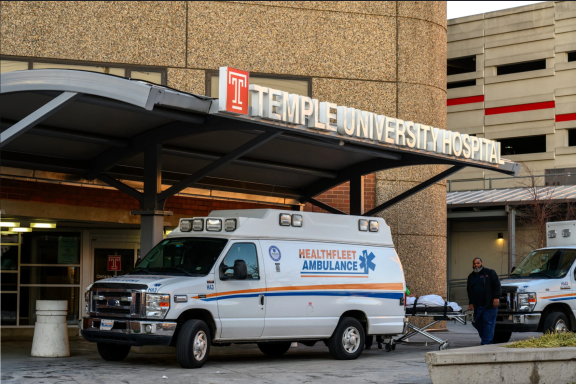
xmin=30 ymin=223 xmax=57 ymax=229
xmin=0 ymin=222 xmax=20 ymax=228
xmin=12 ymin=227 xmax=32 ymax=232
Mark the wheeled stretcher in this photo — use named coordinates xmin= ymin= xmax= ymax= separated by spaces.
xmin=390 ymin=299 xmax=467 ymax=351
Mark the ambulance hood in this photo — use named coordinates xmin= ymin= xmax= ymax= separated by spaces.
xmin=501 ymin=278 xmax=568 ymax=293
xmin=92 ymin=274 xmax=204 ymax=292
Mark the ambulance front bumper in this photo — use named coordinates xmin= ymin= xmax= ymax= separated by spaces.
xmin=495 ymin=313 xmax=541 ymax=332
xmin=80 ymin=317 xmax=177 ymax=346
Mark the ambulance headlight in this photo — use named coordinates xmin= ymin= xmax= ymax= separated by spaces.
xmin=369 ymin=220 xmax=379 ymax=232
xmin=358 ymin=219 xmax=368 ymax=231
xmin=193 ymin=219 xmax=204 ymax=231
xmin=279 ymin=213 xmax=291 ymax=226
xmin=225 ymin=219 xmax=237 ymax=232
xmin=85 ymin=291 xmax=90 ymax=314
xmin=517 ymin=293 xmax=537 ymax=311
xmin=180 ymin=220 xmax=192 ymax=232
xmin=145 ymin=294 xmax=170 ymax=319
xmin=292 ymin=215 xmax=303 ymax=227
xmin=206 ymin=219 xmax=222 ymax=232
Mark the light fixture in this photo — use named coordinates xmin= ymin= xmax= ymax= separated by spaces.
xmin=548 ymin=230 xmax=557 ymax=238
xmin=562 ymin=229 xmax=571 ymax=238
xmin=498 ymin=233 xmax=504 ymax=240
xmin=369 ymin=220 xmax=379 ymax=232
xmin=279 ymin=214 xmax=291 ymax=226
xmin=224 ymin=219 xmax=237 ymax=232
xmin=193 ymin=219 xmax=204 ymax=231
xmin=358 ymin=219 xmax=368 ymax=232
xmin=206 ymin=219 xmax=222 ymax=232
xmin=12 ymin=227 xmax=32 ymax=232
xmin=291 ymin=215 xmax=303 ymax=227
xmin=0 ymin=222 xmax=20 ymax=228
xmin=180 ymin=220 xmax=192 ymax=232
xmin=30 ymin=223 xmax=57 ymax=229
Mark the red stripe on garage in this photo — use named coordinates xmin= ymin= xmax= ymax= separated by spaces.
xmin=447 ymin=95 xmax=484 ymax=106
xmin=485 ymin=101 xmax=555 ymax=116
xmin=556 ymin=113 xmax=576 ymax=122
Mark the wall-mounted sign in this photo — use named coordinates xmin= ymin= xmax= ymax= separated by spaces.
xmin=108 ymin=255 xmax=121 ymax=271
xmin=57 ymin=237 xmax=79 ymax=264
xmin=217 ymin=66 xmax=504 ymax=166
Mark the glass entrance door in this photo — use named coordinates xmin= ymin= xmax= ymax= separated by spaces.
xmin=92 ymin=244 xmax=138 ymax=283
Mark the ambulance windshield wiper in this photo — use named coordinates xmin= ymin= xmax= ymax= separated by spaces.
xmin=158 ymin=266 xmax=195 ymax=276
xmin=529 ymin=271 xmax=555 ymax=278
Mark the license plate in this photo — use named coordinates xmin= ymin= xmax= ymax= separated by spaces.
xmin=100 ymin=319 xmax=114 ymax=331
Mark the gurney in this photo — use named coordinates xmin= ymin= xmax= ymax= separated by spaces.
xmin=389 ymin=298 xmax=467 ymax=351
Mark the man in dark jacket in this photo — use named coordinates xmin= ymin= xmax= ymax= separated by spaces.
xmin=467 ymin=258 xmax=501 ymax=345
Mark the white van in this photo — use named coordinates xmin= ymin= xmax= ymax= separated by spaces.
xmin=80 ymin=209 xmax=407 ymax=368
xmin=493 ymin=221 xmax=576 ymax=343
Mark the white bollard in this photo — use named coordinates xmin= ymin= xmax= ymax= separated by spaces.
xmin=31 ymin=300 xmax=70 ymax=357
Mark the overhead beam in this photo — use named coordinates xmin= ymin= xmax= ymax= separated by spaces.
xmin=162 ymin=146 xmax=337 ymax=179
xmin=0 ymin=150 xmax=88 ymax=174
xmin=1 ymin=121 xmax=129 ymax=148
xmin=0 ymin=92 xmax=81 ymax=148
xmin=363 ymin=165 xmax=465 ymax=217
xmin=94 ymin=173 xmax=143 ymax=202
xmin=157 ymin=131 xmax=282 ymax=202
xmin=309 ymin=198 xmax=346 ymax=215
xmin=87 ymin=120 xmax=211 ymax=179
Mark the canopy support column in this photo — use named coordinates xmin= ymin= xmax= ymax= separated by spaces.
xmin=350 ymin=175 xmax=364 ymax=215
xmin=506 ymin=205 xmax=516 ymax=273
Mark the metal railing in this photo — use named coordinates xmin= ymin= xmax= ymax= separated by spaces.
xmin=447 ymin=172 xmax=576 ymax=192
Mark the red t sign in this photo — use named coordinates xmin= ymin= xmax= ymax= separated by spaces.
xmin=108 ymin=255 xmax=121 ymax=271
xmin=219 ymin=67 xmax=249 ymax=115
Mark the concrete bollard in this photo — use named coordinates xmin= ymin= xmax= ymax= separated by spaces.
xmin=31 ymin=300 xmax=70 ymax=357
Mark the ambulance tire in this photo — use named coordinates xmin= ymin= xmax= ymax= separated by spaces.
xmin=257 ymin=342 xmax=292 ymax=357
xmin=97 ymin=343 xmax=131 ymax=361
xmin=543 ymin=312 xmax=570 ymax=334
xmin=176 ymin=319 xmax=211 ymax=369
xmin=328 ymin=317 xmax=365 ymax=360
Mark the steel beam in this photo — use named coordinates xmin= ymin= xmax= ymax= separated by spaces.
xmin=350 ymin=175 xmax=363 ymax=216
xmin=362 ymin=166 xmax=465 ymax=217
xmin=95 ymin=173 xmax=143 ymax=202
xmin=309 ymin=198 xmax=346 ymax=215
xmin=0 ymin=92 xmax=81 ymax=148
xmin=87 ymin=121 xmax=212 ymax=179
xmin=157 ymin=131 xmax=282 ymax=202
xmin=162 ymin=146 xmax=337 ymax=179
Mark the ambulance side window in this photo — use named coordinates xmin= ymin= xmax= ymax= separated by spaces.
xmin=223 ymin=243 xmax=259 ymax=280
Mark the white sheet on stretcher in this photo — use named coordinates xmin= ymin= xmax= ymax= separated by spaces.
xmin=406 ymin=294 xmax=462 ymax=312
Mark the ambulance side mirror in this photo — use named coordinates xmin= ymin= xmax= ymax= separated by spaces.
xmin=233 ymin=260 xmax=247 ymax=280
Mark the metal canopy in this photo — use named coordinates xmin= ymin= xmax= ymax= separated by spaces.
xmin=1 ymin=70 xmax=520 ymax=253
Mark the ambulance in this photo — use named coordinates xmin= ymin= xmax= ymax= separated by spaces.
xmin=80 ymin=209 xmax=407 ymax=368
xmin=494 ymin=221 xmax=576 ymax=343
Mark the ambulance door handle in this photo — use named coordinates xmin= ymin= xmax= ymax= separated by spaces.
xmin=259 ymin=294 xmax=265 ymax=306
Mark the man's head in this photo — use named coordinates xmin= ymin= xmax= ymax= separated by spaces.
xmin=473 ymin=258 xmax=483 ymax=273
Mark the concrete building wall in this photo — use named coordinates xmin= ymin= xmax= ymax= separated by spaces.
xmin=1 ymin=1 xmax=448 ymax=327
xmin=446 ymin=1 xmax=576 ymax=192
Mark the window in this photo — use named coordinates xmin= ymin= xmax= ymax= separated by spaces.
xmin=447 ymin=56 xmax=476 ymax=76
xmin=0 ymin=58 xmax=165 ymax=85
xmin=569 ymin=129 xmax=576 ymax=146
xmin=499 ymin=135 xmax=546 ymax=155
xmin=222 ymin=243 xmax=259 ymax=279
xmin=497 ymin=60 xmax=546 ymax=76
xmin=447 ymin=80 xmax=476 ymax=89
xmin=568 ymin=51 xmax=576 ymax=62
xmin=510 ymin=248 xmax=576 ymax=278
xmin=207 ymin=73 xmax=310 ymax=100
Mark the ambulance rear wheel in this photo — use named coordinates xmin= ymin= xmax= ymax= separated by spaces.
xmin=97 ymin=343 xmax=131 ymax=361
xmin=257 ymin=342 xmax=291 ymax=357
xmin=328 ymin=317 xmax=365 ymax=360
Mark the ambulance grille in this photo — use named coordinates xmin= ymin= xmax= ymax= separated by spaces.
xmin=89 ymin=288 xmax=145 ymax=318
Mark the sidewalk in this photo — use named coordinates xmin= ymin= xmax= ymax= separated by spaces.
xmin=1 ymin=323 xmax=540 ymax=384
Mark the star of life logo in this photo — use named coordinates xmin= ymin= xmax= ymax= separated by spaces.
xmin=219 ymin=67 xmax=249 ymax=115
xmin=300 ymin=249 xmax=376 ymax=277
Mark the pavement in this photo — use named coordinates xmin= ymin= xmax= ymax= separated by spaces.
xmin=1 ymin=322 xmax=540 ymax=384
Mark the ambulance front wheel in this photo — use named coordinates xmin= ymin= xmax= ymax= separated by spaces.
xmin=97 ymin=343 xmax=131 ymax=361
xmin=328 ymin=317 xmax=365 ymax=360
xmin=176 ymin=319 xmax=211 ymax=369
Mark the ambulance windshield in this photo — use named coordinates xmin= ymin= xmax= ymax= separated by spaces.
xmin=130 ymin=238 xmax=228 ymax=276
xmin=509 ymin=248 xmax=576 ymax=279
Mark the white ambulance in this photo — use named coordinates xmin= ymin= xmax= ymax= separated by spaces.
xmin=80 ymin=209 xmax=407 ymax=368
xmin=494 ymin=221 xmax=576 ymax=343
